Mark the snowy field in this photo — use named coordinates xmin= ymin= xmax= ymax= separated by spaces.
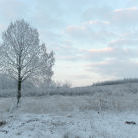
xmin=0 ymin=110 xmax=138 ymax=138
xmin=0 ymin=90 xmax=138 ymax=138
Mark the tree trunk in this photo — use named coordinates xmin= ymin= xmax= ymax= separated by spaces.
xmin=17 ymin=78 xmax=22 ymax=106
xmin=17 ymin=53 xmax=22 ymax=107
xmin=17 ymin=56 xmax=22 ymax=107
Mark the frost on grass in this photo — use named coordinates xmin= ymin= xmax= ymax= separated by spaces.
xmin=0 ymin=112 xmax=138 ymax=138
xmin=0 ymin=95 xmax=138 ymax=138
xmin=0 ymin=82 xmax=138 ymax=137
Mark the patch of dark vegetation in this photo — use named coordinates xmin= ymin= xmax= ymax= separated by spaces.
xmin=125 ymin=121 xmax=136 ymax=125
xmin=0 ymin=129 xmax=8 ymax=134
xmin=0 ymin=121 xmax=6 ymax=126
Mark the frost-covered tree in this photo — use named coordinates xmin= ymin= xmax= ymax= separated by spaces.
xmin=0 ymin=19 xmax=55 ymax=105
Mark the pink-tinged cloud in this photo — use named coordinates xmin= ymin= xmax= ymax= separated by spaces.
xmin=112 ymin=7 xmax=138 ymax=25
xmin=84 ymin=46 xmax=138 ymax=63
xmin=114 ymin=7 xmax=138 ymax=13
xmin=83 ymin=6 xmax=138 ymax=26
xmin=89 ymin=47 xmax=113 ymax=53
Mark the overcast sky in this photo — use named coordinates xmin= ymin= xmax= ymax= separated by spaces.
xmin=0 ymin=0 xmax=138 ymax=86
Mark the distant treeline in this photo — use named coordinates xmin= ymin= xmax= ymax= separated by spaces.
xmin=1 ymin=74 xmax=138 ymax=97
xmin=92 ymin=78 xmax=138 ymax=86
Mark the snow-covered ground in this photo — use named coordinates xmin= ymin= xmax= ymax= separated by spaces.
xmin=0 ymin=95 xmax=138 ymax=138
xmin=0 ymin=111 xmax=138 ymax=138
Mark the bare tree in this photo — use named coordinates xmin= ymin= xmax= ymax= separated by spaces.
xmin=0 ymin=19 xmax=55 ymax=106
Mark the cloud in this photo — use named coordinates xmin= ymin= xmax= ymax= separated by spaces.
xmin=89 ymin=47 xmax=113 ymax=53
xmin=31 ymin=1 xmax=65 ymax=29
xmin=38 ymin=29 xmax=62 ymax=44
xmin=86 ymin=46 xmax=138 ymax=61
xmin=83 ymin=6 xmax=138 ymax=27
xmin=65 ymin=22 xmax=116 ymax=45
xmin=118 ymin=31 xmax=138 ymax=40
xmin=87 ymin=59 xmax=138 ymax=78
xmin=82 ymin=6 xmax=113 ymax=20
xmin=83 ymin=44 xmax=138 ymax=78
xmin=127 ymin=0 xmax=138 ymax=7
xmin=0 ymin=0 xmax=29 ymax=19
xmin=111 ymin=7 xmax=138 ymax=25
xmin=86 ymin=20 xmax=110 ymax=25
xmin=109 ymin=39 xmax=138 ymax=47
xmin=48 ymin=40 xmax=83 ymax=61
